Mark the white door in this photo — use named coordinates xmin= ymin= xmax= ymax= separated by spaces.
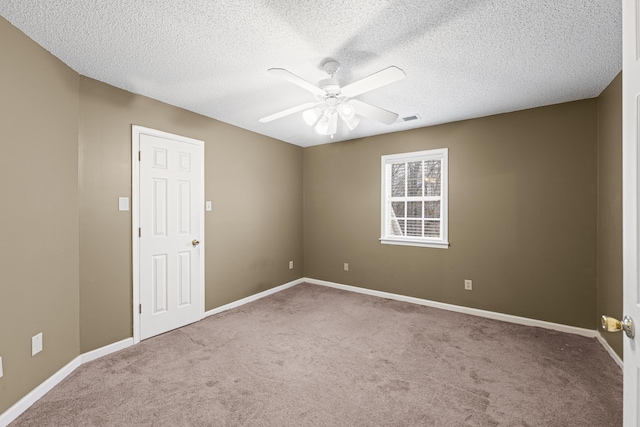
xmin=623 ymin=1 xmax=640 ymax=425
xmin=135 ymin=127 xmax=204 ymax=340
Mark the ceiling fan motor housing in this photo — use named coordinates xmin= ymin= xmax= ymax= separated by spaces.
xmin=318 ymin=77 xmax=343 ymax=107
xmin=318 ymin=78 xmax=341 ymax=94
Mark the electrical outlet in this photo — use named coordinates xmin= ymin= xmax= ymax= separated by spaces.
xmin=464 ymin=280 xmax=473 ymax=291
xmin=289 ymin=260 xmax=294 ymax=269
xmin=32 ymin=333 xmax=43 ymax=356
xmin=344 ymin=263 xmax=349 ymax=271
xmin=0 ymin=356 xmax=3 ymax=378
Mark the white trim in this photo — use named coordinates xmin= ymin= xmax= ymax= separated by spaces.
xmin=204 ymin=278 xmax=304 ymax=318
xmin=131 ymin=125 xmax=206 ymax=344
xmin=1 ymin=277 xmax=619 ymax=426
xmin=0 ymin=337 xmax=135 ymax=427
xmin=80 ymin=338 xmax=134 ymax=364
xmin=303 ymin=278 xmax=626 ymax=366
xmin=596 ymin=333 xmax=624 ymax=370
xmin=0 ymin=357 xmax=81 ymax=427
xmin=0 ymin=276 xmax=303 ymax=426
xmin=622 ymin=2 xmax=640 ymax=422
xmin=381 ymin=150 xmax=448 ymax=163
xmin=380 ymin=238 xmax=449 ymax=249
xmin=303 ymin=278 xmax=597 ymax=338
xmin=132 ymin=126 xmax=140 ymax=344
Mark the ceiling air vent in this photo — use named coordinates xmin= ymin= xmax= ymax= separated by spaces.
xmin=401 ymin=114 xmax=420 ymax=122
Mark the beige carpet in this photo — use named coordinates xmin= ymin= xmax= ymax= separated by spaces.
xmin=11 ymin=283 xmax=622 ymax=426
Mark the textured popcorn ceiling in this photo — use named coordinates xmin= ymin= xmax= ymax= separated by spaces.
xmin=0 ymin=1 xmax=621 ymax=147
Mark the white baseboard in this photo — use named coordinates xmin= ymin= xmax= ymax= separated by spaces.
xmin=596 ymin=333 xmax=623 ymax=369
xmin=81 ymin=338 xmax=134 ymax=364
xmin=0 ymin=338 xmax=134 ymax=427
xmin=0 ymin=276 xmax=620 ymax=427
xmin=204 ymin=278 xmax=304 ymax=318
xmin=1 ymin=278 xmax=305 ymax=426
xmin=303 ymin=278 xmax=598 ymax=338
xmin=302 ymin=278 xmax=629 ymax=368
xmin=0 ymin=356 xmax=81 ymax=427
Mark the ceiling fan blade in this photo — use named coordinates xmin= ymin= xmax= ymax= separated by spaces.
xmin=268 ymin=68 xmax=325 ymax=96
xmin=258 ymin=102 xmax=318 ymax=123
xmin=350 ymin=99 xmax=399 ymax=125
xmin=341 ymin=66 xmax=406 ymax=98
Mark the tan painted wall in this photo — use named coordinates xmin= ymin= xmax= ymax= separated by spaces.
xmin=0 ymin=17 xmax=80 ymax=413
xmin=597 ymin=73 xmax=623 ymax=358
xmin=0 ymin=16 xmax=302 ymax=411
xmin=304 ymin=100 xmax=598 ymax=328
xmin=79 ymin=78 xmax=303 ymax=353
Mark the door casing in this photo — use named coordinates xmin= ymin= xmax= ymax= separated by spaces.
xmin=622 ymin=1 xmax=640 ymax=424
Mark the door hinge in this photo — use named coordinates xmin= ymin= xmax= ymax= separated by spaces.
xmin=138 ymin=227 xmax=141 ymax=237
xmin=138 ymin=151 xmax=141 ymax=161
xmin=139 ymin=304 xmax=142 ymax=314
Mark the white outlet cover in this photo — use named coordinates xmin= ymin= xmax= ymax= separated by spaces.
xmin=289 ymin=261 xmax=294 ymax=269
xmin=344 ymin=263 xmax=349 ymax=271
xmin=464 ymin=280 xmax=473 ymax=290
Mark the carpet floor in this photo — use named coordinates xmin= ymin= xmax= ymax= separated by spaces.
xmin=11 ymin=283 xmax=623 ymax=426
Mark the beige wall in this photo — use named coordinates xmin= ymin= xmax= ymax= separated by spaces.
xmin=1 ymin=16 xmax=303 ymax=412
xmin=304 ymin=100 xmax=599 ymax=328
xmin=0 ymin=18 xmax=80 ymax=413
xmin=597 ymin=73 xmax=623 ymax=358
xmin=79 ymin=78 xmax=303 ymax=353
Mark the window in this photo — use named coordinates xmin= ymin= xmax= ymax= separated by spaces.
xmin=381 ymin=148 xmax=449 ymax=248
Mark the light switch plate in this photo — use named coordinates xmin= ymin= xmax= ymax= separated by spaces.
xmin=118 ymin=197 xmax=129 ymax=211
xmin=206 ymin=201 xmax=212 ymax=211
xmin=32 ymin=333 xmax=43 ymax=356
xmin=0 ymin=356 xmax=3 ymax=378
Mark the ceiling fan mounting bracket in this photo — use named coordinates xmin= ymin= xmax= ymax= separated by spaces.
xmin=322 ymin=59 xmax=341 ymax=76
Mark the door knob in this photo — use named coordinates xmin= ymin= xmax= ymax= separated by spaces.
xmin=601 ymin=315 xmax=635 ymax=339
xmin=192 ymin=239 xmax=200 ymax=246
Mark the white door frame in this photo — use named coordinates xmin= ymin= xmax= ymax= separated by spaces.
xmin=623 ymin=1 xmax=640 ymax=424
xmin=131 ymin=125 xmax=205 ymax=344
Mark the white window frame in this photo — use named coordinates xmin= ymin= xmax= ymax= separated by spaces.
xmin=380 ymin=148 xmax=449 ymax=249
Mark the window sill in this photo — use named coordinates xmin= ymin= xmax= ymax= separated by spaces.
xmin=380 ymin=238 xmax=449 ymax=249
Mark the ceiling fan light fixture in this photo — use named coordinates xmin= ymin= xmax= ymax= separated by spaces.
xmin=315 ymin=114 xmax=331 ymax=135
xmin=315 ymin=111 xmax=339 ymax=136
xmin=344 ymin=115 xmax=360 ymax=131
xmin=337 ymin=102 xmax=356 ymax=121
xmin=303 ymin=107 xmax=322 ymax=126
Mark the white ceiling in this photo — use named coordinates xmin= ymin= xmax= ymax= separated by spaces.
xmin=0 ymin=1 xmax=621 ymax=147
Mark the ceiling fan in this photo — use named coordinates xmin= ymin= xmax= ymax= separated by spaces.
xmin=259 ymin=59 xmax=406 ymax=137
